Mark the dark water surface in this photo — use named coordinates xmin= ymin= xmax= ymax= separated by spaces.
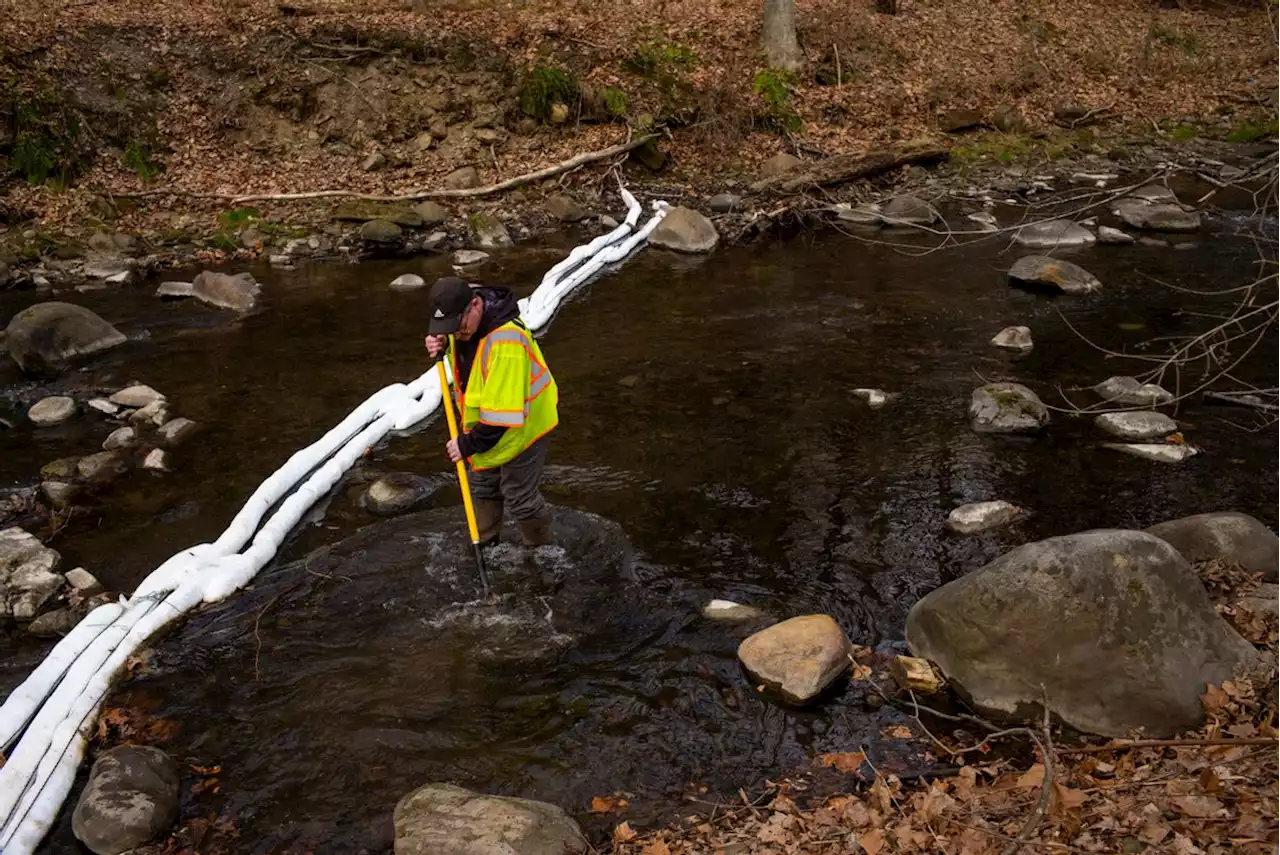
xmin=0 ymin=205 xmax=1274 ymax=852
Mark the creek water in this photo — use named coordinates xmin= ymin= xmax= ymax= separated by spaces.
xmin=0 ymin=192 xmax=1276 ymax=853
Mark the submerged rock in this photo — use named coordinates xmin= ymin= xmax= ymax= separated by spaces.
xmin=649 ymin=206 xmax=719 ymax=253
xmin=1146 ymin=512 xmax=1279 ymax=582
xmin=28 ymin=396 xmax=77 ymax=426
xmin=990 ymin=326 xmax=1033 ymax=352
xmin=1012 ymin=219 xmax=1095 ymax=249
xmin=0 ymin=527 xmax=62 ymax=622
xmin=880 ymin=194 xmax=938 ymax=227
xmin=362 ymin=473 xmax=438 ymax=516
xmin=702 ymin=599 xmax=765 ymax=620
xmin=968 ymin=383 xmax=1049 ymax=434
xmin=1112 ymin=200 xmax=1200 ymax=232
xmin=1102 ymin=442 xmax=1198 ymax=464
xmin=906 ymin=529 xmax=1260 ymax=737
xmin=852 ymin=388 xmax=890 ymax=408
xmin=947 ymin=501 xmax=1022 ymax=535
xmin=1093 ymin=376 xmax=1173 ymax=406
xmin=393 ymin=782 xmax=587 ymax=855
xmin=77 ymin=451 xmax=131 ymax=483
xmin=1095 ymin=411 xmax=1177 ymax=440
xmin=73 ymin=745 xmax=180 ymax=855
xmin=1008 ymin=256 xmax=1100 ymax=295
xmin=737 ymin=614 xmax=853 ymax=704
xmin=192 ymin=271 xmax=260 ymax=312
xmin=28 ymin=607 xmax=77 ymax=637
xmin=41 ymin=481 xmax=79 ymax=509
xmin=6 ymin=302 xmax=127 ymax=376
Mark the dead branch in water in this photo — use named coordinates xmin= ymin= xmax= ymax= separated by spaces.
xmin=113 ymin=134 xmax=659 ymax=205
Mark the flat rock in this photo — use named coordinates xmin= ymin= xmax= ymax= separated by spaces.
xmin=87 ymin=398 xmax=120 ymax=416
xmin=73 ymin=745 xmax=180 ymax=855
xmin=389 ymin=273 xmax=427 ymax=291
xmin=1013 ymin=219 xmax=1096 ymax=249
xmin=947 ymin=500 xmax=1022 ymax=534
xmin=891 ymin=656 xmax=944 ymax=694
xmin=1097 ymin=225 xmax=1135 ymax=245
xmin=360 ymin=219 xmax=404 ymax=245
xmin=1008 ymin=255 xmax=1100 ymax=295
xmin=545 ymin=194 xmax=586 ymax=223
xmin=852 ymin=388 xmax=890 ymax=408
xmin=1093 ymin=376 xmax=1173 ymax=406
xmin=1146 ymin=512 xmax=1279 ymax=582
xmin=82 ymin=254 xmax=132 ymax=280
xmin=0 ymin=527 xmax=63 ymax=621
xmin=701 ymin=599 xmax=765 ymax=620
xmin=709 ymin=193 xmax=743 ymax=213
xmin=102 ymin=426 xmax=136 ymax=451
xmin=28 ymin=396 xmax=77 ymax=426
xmin=157 ymin=417 xmax=198 ymax=447
xmin=109 ymin=385 xmax=164 ymax=409
xmin=468 ymin=213 xmax=512 ymax=249
xmin=880 ymin=194 xmax=939 ymax=227
xmin=969 ymin=383 xmax=1049 ymax=434
xmin=737 ymin=614 xmax=853 ymax=704
xmin=393 ymin=782 xmax=587 ymax=855
xmin=452 ymin=250 xmax=489 ymax=267
xmin=1095 ymin=411 xmax=1177 ymax=440
xmin=1112 ymin=200 xmax=1200 ymax=232
xmin=6 ymin=302 xmax=127 ymax=376
xmin=363 ymin=474 xmax=438 ymax=516
xmin=192 ymin=271 xmax=260 ymax=312
xmin=836 ymin=204 xmax=882 ymax=226
xmin=77 ymin=451 xmax=131 ymax=483
xmin=66 ymin=566 xmax=103 ymax=594
xmin=990 ymin=326 xmax=1033 ymax=351
xmin=155 ymin=281 xmax=194 ymax=299
xmin=1102 ymin=442 xmax=1199 ymax=464
xmin=906 ymin=530 xmax=1260 ymax=737
xmin=1129 ymin=184 xmax=1179 ymax=204
xmin=649 ymin=206 xmax=719 ymax=253
xmin=759 ymin=152 xmax=803 ymax=179
xmin=332 ymin=202 xmax=424 ymax=227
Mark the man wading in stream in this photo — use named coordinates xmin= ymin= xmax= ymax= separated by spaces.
xmin=424 ymin=276 xmax=559 ymax=547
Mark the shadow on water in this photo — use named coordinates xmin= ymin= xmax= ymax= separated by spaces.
xmin=0 ymin=208 xmax=1273 ymax=852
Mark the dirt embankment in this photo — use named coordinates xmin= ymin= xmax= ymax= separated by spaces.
xmin=0 ymin=0 xmax=1275 ymax=268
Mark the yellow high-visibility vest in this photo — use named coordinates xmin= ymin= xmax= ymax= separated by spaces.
xmin=451 ymin=320 xmax=558 ymax=470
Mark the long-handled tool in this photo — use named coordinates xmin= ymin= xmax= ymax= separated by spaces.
xmin=436 ymin=338 xmax=493 ymax=598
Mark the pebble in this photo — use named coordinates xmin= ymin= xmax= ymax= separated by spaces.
xmin=852 ymin=388 xmax=889 ymax=408
xmin=28 ymin=396 xmax=77 ymax=426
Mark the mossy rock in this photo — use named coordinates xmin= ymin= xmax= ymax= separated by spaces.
xmin=332 ymin=202 xmax=424 ymax=228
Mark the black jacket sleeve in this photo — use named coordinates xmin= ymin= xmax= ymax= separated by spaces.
xmin=456 ymin=423 xmax=507 ymax=458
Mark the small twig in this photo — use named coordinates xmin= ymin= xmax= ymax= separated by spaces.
xmin=834 ymin=42 xmax=842 ymax=86
xmin=252 ymin=594 xmax=282 ymax=681
xmin=1000 ymin=693 xmax=1056 ymax=855
xmin=1061 ymin=736 xmax=1278 ymax=754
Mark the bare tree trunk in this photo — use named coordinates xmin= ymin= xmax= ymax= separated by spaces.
xmin=762 ymin=0 xmax=805 ymax=71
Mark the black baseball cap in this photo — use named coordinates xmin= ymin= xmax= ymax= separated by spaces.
xmin=427 ymin=277 xmax=474 ymax=335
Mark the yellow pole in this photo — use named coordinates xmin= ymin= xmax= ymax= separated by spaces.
xmin=437 ymin=338 xmax=491 ymax=595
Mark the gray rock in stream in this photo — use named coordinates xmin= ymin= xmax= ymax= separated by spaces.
xmin=1112 ymin=200 xmax=1200 ymax=232
xmin=1095 ymin=411 xmax=1177 ymax=440
xmin=1097 ymin=225 xmax=1135 ymax=245
xmin=467 ymin=213 xmax=513 ymax=249
xmin=1008 ymin=256 xmax=1100 ymax=295
xmin=0 ymin=527 xmax=63 ymax=622
xmin=1012 ymin=219 xmax=1095 ymax=249
xmin=906 ymin=530 xmax=1262 ymax=737
xmin=968 ymin=383 xmax=1049 ymax=434
xmin=990 ymin=326 xmax=1033 ymax=352
xmin=192 ymin=271 xmax=261 ymax=312
xmin=1102 ymin=442 xmax=1199 ymax=464
xmin=6 ymin=302 xmax=127 ymax=376
xmin=946 ymin=500 xmax=1023 ymax=534
xmin=156 ymin=281 xmax=194 ymax=299
xmin=393 ymin=783 xmax=587 ymax=855
xmin=1146 ymin=512 xmax=1279 ymax=582
xmin=649 ymin=206 xmax=719 ymax=253
xmin=73 ymin=745 xmax=180 ymax=855
xmin=880 ymin=194 xmax=939 ymax=227
xmin=362 ymin=473 xmax=438 ymax=516
xmin=110 ymin=384 xmax=164 ymax=409
xmin=28 ymin=396 xmax=77 ymax=426
xmin=1093 ymin=376 xmax=1173 ymax=406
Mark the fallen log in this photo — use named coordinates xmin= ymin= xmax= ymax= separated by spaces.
xmin=114 ymin=133 xmax=660 ymax=205
xmin=751 ymin=145 xmax=950 ymax=193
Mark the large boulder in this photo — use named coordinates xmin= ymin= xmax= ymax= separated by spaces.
xmin=72 ymin=745 xmax=180 ymax=855
xmin=0 ymin=526 xmax=63 ymax=621
xmin=1112 ymin=200 xmax=1200 ymax=232
xmin=906 ymin=530 xmax=1261 ymax=737
xmin=737 ymin=614 xmax=852 ymax=703
xmin=6 ymin=302 xmax=127 ymax=375
xmin=192 ymin=271 xmax=260 ymax=312
xmin=1012 ymin=219 xmax=1096 ymax=249
xmin=649 ymin=206 xmax=719 ymax=253
xmin=1008 ymin=256 xmax=1100 ymax=295
xmin=968 ymin=383 xmax=1049 ymax=434
xmin=393 ymin=782 xmax=587 ymax=855
xmin=1146 ymin=512 xmax=1279 ymax=583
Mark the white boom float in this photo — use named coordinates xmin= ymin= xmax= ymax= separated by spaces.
xmin=0 ymin=187 xmax=670 ymax=853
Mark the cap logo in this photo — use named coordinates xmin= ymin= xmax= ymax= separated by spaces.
xmin=433 ymin=308 xmax=445 ymax=318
